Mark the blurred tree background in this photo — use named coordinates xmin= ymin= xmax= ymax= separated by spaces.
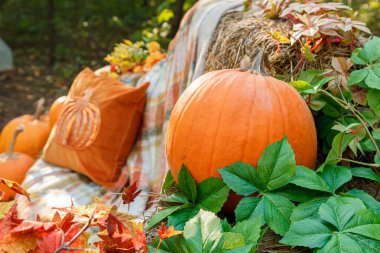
xmin=0 ymin=0 xmax=378 ymax=127
xmin=0 ymin=0 xmax=197 ymax=80
xmin=0 ymin=0 xmax=196 ymax=127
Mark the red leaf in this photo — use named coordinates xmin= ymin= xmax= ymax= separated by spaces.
xmin=122 ymin=181 xmax=142 ymax=205
xmin=10 ymin=220 xmax=57 ymax=236
xmin=37 ymin=223 xmax=88 ymax=253
xmin=0 ymin=204 xmax=22 ymax=238
xmin=37 ymin=229 xmax=63 ymax=253
xmin=95 ymin=212 xmax=124 ymax=237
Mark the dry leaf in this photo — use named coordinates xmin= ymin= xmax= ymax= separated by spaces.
xmin=122 ymin=181 xmax=142 ymax=205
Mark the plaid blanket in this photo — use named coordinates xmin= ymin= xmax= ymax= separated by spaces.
xmin=16 ymin=0 xmax=244 ymax=220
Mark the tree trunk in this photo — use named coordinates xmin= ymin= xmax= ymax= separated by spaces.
xmin=168 ymin=0 xmax=185 ymax=39
xmin=47 ymin=0 xmax=56 ymax=65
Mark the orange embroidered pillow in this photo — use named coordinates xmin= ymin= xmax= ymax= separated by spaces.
xmin=42 ymin=68 xmax=149 ymax=188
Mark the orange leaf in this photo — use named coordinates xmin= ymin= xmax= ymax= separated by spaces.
xmin=122 ymin=181 xmax=142 ymax=205
xmin=0 ymin=178 xmax=30 ymax=201
xmin=157 ymin=223 xmax=183 ymax=240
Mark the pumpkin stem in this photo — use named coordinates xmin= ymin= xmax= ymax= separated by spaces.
xmin=33 ymin=98 xmax=45 ymax=121
xmin=7 ymin=125 xmax=24 ymax=159
xmin=241 ymin=47 xmax=273 ymax=76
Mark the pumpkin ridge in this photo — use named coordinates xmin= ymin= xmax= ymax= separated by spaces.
xmin=167 ymin=72 xmax=216 ymax=178
xmin=208 ymin=72 xmax=240 ymax=176
xmin=270 ymin=77 xmax=287 ymax=142
xmin=242 ymin=72 xmax=257 ymax=162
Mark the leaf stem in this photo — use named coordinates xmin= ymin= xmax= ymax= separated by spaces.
xmin=154 ymin=239 xmax=162 ymax=253
xmin=319 ymin=89 xmax=380 ymax=160
xmin=340 ymin=158 xmax=380 ymax=168
xmin=53 ymin=212 xmax=95 ymax=253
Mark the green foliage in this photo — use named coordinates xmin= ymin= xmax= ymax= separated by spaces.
xmin=348 ymin=37 xmax=380 ymax=89
xmin=147 ymin=165 xmax=229 ymax=230
xmin=291 ymin=37 xmax=380 ymax=169
xmin=150 ymin=137 xmax=380 ymax=253
xmin=281 ymin=196 xmax=380 ymax=253
xmin=148 ymin=210 xmax=263 ymax=253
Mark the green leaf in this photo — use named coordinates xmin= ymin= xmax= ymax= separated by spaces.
xmin=298 ymin=69 xmax=326 ymax=84
xmin=167 ymin=207 xmax=199 ymax=231
xmin=323 ymin=132 xmax=355 ymax=166
xmin=290 ymin=80 xmax=313 ymax=91
xmin=178 ymin=165 xmax=197 ymax=203
xmin=148 ymin=235 xmax=192 ymax=253
xmin=235 ymin=197 xmax=262 ymax=222
xmin=358 ymin=36 xmax=380 ymax=64
xmin=147 ymin=203 xmax=191 ymax=229
xmin=320 ymin=165 xmax=352 ymax=193
xmin=280 ymin=219 xmax=332 ymax=248
xmin=345 ymin=234 xmax=380 ymax=253
xmin=351 ymin=48 xmax=369 ymax=65
xmin=161 ymin=170 xmax=175 ymax=193
xmin=367 ymin=89 xmax=380 ymax=117
xmin=309 ymin=99 xmax=327 ymax=111
xmin=220 ymin=232 xmax=245 ymax=250
xmin=221 ymin=219 xmax=232 ymax=232
xmin=347 ymin=69 xmax=369 ymax=86
xmin=196 ymin=177 xmax=229 ymax=213
xmin=346 ymin=189 xmax=380 ymax=215
xmin=271 ymin=184 xmax=325 ymax=203
xmin=319 ymin=199 xmax=357 ymax=230
xmin=161 ymin=192 xmax=189 ymax=204
xmin=253 ymin=137 xmax=296 ymax=191
xmin=322 ymin=103 xmax=342 ymax=118
xmin=291 ymin=197 xmax=329 ymax=222
xmin=232 ymin=217 xmax=262 ymax=245
xmin=263 ymin=193 xmax=295 ymax=236
xmin=218 ymin=162 xmax=257 ymax=196
xmin=183 ymin=210 xmax=222 ymax=253
xmin=344 ymin=209 xmax=380 ymax=240
xmin=317 ymin=233 xmax=362 ymax=253
xmin=365 ymin=66 xmax=380 ymax=89
xmin=351 ymin=167 xmax=380 ymax=183
xmin=290 ymin=165 xmax=331 ymax=192
xmin=302 ymin=44 xmax=317 ymax=62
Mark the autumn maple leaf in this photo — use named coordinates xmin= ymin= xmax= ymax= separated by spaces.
xmin=37 ymin=223 xmax=89 ymax=253
xmin=157 ymin=223 xmax=182 ymax=240
xmin=52 ymin=211 xmax=76 ymax=232
xmin=122 ymin=180 xmax=142 ymax=205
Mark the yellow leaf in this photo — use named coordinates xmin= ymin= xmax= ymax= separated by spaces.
xmin=0 ymin=235 xmax=38 ymax=253
xmin=265 ymin=30 xmax=290 ymax=44
xmin=0 ymin=201 xmax=14 ymax=219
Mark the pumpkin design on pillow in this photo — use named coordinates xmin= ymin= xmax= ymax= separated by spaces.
xmin=55 ymin=88 xmax=101 ymax=150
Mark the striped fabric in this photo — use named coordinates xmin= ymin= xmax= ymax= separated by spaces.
xmin=16 ymin=0 xmax=244 ymax=220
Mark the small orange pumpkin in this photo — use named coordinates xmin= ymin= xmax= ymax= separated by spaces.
xmin=0 ymin=98 xmax=50 ymax=158
xmin=166 ymin=51 xmax=317 ymax=208
xmin=0 ymin=126 xmax=35 ymax=199
xmin=55 ymin=89 xmax=101 ymax=149
xmin=49 ymin=96 xmax=67 ymax=130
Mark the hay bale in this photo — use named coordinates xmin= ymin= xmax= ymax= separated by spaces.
xmin=205 ymin=10 xmax=353 ymax=80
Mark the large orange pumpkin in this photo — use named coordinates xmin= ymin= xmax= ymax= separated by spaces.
xmin=166 ymin=60 xmax=317 ymax=192
xmin=0 ymin=126 xmax=35 ymax=199
xmin=0 ymin=98 xmax=50 ymax=158
xmin=49 ymin=96 xmax=67 ymax=130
